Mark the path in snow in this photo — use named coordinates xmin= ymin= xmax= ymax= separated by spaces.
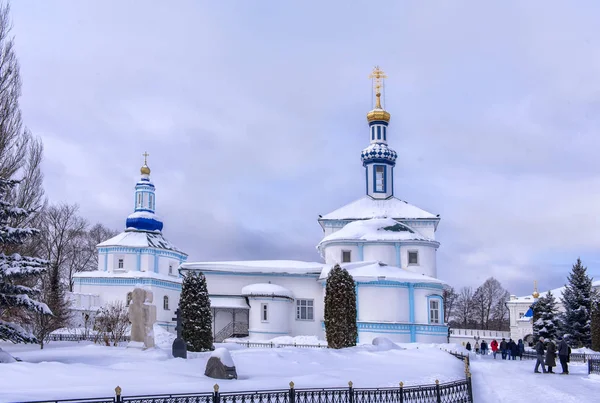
xmin=470 ymin=354 xmax=600 ymax=402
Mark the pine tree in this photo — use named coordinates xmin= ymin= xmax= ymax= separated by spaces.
xmin=0 ymin=178 xmax=49 ymax=343
xmin=560 ymin=258 xmax=593 ymax=348
xmin=532 ymin=291 xmax=559 ymax=342
xmin=591 ymin=296 xmax=600 ymax=352
xmin=179 ymin=271 xmax=213 ymax=352
xmin=324 ymin=264 xmax=357 ymax=349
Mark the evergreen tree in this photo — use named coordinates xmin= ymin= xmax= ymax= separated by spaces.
xmin=591 ymin=296 xmax=600 ymax=352
xmin=560 ymin=258 xmax=593 ymax=348
xmin=532 ymin=291 xmax=559 ymax=343
xmin=324 ymin=264 xmax=357 ymax=349
xmin=179 ymin=271 xmax=213 ymax=351
xmin=0 ymin=178 xmax=49 ymax=343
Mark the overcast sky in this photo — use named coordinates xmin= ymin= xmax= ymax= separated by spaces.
xmin=9 ymin=0 xmax=600 ymax=296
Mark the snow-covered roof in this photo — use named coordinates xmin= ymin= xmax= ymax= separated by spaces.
xmin=210 ymin=296 xmax=249 ymax=309
xmin=73 ymin=270 xmax=182 ymax=284
xmin=319 ymin=261 xmax=445 ymax=285
xmin=241 ymin=283 xmax=294 ymax=299
xmin=510 ymin=280 xmax=600 ymax=304
xmin=97 ymin=230 xmax=186 ymax=255
xmin=319 ymin=217 xmax=432 ymax=246
xmin=320 ymin=196 xmax=438 ymax=222
xmin=180 ymin=260 xmax=324 ymax=275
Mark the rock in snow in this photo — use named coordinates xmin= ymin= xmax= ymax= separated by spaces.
xmin=204 ymin=347 xmax=237 ymax=379
xmin=0 ymin=347 xmax=17 ymax=363
xmin=372 ymin=337 xmax=404 ymax=351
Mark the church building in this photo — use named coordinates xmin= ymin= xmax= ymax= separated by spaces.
xmin=180 ymin=67 xmax=448 ymax=344
xmin=69 ymin=154 xmax=187 ymax=331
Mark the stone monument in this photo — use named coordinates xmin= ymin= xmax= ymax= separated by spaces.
xmin=127 ymin=287 xmax=156 ymax=349
xmin=172 ymin=308 xmax=187 ymax=359
xmin=204 ymin=347 xmax=237 ymax=379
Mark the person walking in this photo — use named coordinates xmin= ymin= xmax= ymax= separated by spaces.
xmin=475 ymin=341 xmax=480 ymax=355
xmin=481 ymin=340 xmax=488 ymax=356
xmin=466 ymin=341 xmax=472 ymax=352
xmin=534 ymin=337 xmax=547 ymax=373
xmin=545 ymin=339 xmax=557 ymax=373
xmin=557 ymin=337 xmax=570 ymax=375
xmin=491 ymin=339 xmax=498 ymax=359
xmin=518 ymin=339 xmax=525 ymax=360
xmin=500 ymin=338 xmax=508 ymax=360
xmin=510 ymin=339 xmax=519 ymax=360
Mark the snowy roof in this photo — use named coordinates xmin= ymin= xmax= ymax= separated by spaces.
xmin=180 ymin=260 xmax=324 ymax=275
xmin=241 ymin=283 xmax=294 ymax=299
xmin=210 ymin=296 xmax=249 ymax=309
xmin=511 ymin=280 xmax=600 ymax=304
xmin=97 ymin=230 xmax=186 ymax=255
xmin=319 ymin=261 xmax=445 ymax=285
xmin=320 ymin=196 xmax=439 ymax=222
xmin=318 ymin=217 xmax=432 ymax=246
xmin=73 ymin=270 xmax=183 ymax=284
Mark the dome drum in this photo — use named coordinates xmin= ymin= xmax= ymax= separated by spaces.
xmin=361 ymin=144 xmax=398 ymax=165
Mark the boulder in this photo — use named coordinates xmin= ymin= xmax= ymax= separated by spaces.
xmin=0 ymin=347 xmax=17 ymax=364
xmin=372 ymin=337 xmax=404 ymax=351
xmin=204 ymin=347 xmax=237 ymax=379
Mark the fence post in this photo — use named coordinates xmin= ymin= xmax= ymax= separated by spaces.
xmin=584 ymin=353 xmax=587 ymax=363
xmin=115 ymin=386 xmax=121 ymax=403
xmin=589 ymin=359 xmax=591 ymax=374
xmin=213 ymin=384 xmax=220 ymax=403
xmin=348 ymin=381 xmax=353 ymax=403
xmin=435 ymin=380 xmax=441 ymax=403
xmin=289 ymin=381 xmax=295 ymax=403
xmin=399 ymin=382 xmax=404 ymax=403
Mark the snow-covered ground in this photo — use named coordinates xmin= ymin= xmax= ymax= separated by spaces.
xmin=0 ymin=337 xmax=465 ymax=403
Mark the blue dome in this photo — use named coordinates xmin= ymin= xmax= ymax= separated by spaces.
xmin=125 ymin=212 xmax=163 ymax=232
xmin=361 ymin=143 xmax=398 ymax=166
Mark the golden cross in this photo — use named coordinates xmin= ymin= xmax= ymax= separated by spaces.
xmin=142 ymin=151 xmax=149 ymax=165
xmin=369 ymin=66 xmax=387 ymax=108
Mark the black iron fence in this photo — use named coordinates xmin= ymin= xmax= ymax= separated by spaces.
xmin=589 ymin=358 xmax=600 ymax=375
xmin=521 ymin=350 xmax=600 ymax=363
xmin=225 ymin=340 xmax=327 ymax=349
xmin=17 ymin=380 xmax=473 ymax=403
xmin=47 ymin=334 xmax=130 ymax=343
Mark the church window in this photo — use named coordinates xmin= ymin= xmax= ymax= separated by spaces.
xmin=408 ymin=251 xmax=419 ymax=265
xmin=383 ymin=126 xmax=387 ymax=141
xmin=261 ymin=303 xmax=269 ymax=322
xmin=429 ymin=299 xmax=440 ymax=324
xmin=149 ymin=194 xmax=154 ymax=210
xmin=519 ymin=312 xmax=524 ymax=319
xmin=377 ymin=126 xmax=381 ymax=140
xmin=126 ymin=292 xmax=132 ymax=306
xmin=374 ymin=166 xmax=385 ymax=192
xmin=371 ymin=126 xmax=375 ymax=140
xmin=118 ymin=258 xmax=124 ymax=269
xmin=163 ymin=296 xmax=169 ymax=310
xmin=296 ymin=299 xmax=314 ymax=320
xmin=342 ymin=250 xmax=351 ymax=263
xmin=169 ymin=264 xmax=173 ymax=275
xmin=137 ymin=193 xmax=142 ymax=207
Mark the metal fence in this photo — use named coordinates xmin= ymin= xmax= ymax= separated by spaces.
xmin=47 ymin=334 xmax=130 ymax=343
xmin=225 ymin=340 xmax=328 ymax=349
xmin=521 ymin=350 xmax=600 ymax=363
xmin=589 ymin=358 xmax=600 ymax=375
xmin=17 ymin=380 xmax=473 ymax=403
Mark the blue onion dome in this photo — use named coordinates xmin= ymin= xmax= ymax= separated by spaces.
xmin=361 ymin=143 xmax=398 ymax=166
xmin=126 ymin=211 xmax=164 ymax=232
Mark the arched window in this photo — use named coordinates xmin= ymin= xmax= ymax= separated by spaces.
xmin=163 ymin=295 xmax=169 ymax=310
xmin=126 ymin=292 xmax=133 ymax=306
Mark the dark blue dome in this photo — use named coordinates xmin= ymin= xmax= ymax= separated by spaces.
xmin=125 ymin=212 xmax=163 ymax=232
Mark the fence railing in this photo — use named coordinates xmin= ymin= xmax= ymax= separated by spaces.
xmin=19 ymin=380 xmax=474 ymax=403
xmin=521 ymin=350 xmax=600 ymax=363
xmin=588 ymin=358 xmax=600 ymax=375
xmin=225 ymin=340 xmax=328 ymax=349
xmin=47 ymin=333 xmax=130 ymax=343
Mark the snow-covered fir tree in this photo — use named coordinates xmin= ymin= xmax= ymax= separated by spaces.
xmin=0 ymin=178 xmax=49 ymax=343
xmin=532 ymin=291 xmax=559 ymax=343
xmin=179 ymin=271 xmax=213 ymax=351
xmin=560 ymin=258 xmax=593 ymax=348
xmin=591 ymin=296 xmax=600 ymax=352
xmin=324 ymin=264 xmax=357 ymax=349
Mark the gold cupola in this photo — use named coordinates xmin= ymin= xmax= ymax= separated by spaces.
xmin=367 ymin=66 xmax=391 ymax=123
xmin=532 ymin=280 xmax=540 ymax=299
xmin=140 ymin=151 xmax=151 ymax=175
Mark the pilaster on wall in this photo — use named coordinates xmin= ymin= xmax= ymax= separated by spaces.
xmin=408 ymin=283 xmax=415 ymax=342
xmin=358 ymin=244 xmax=364 ymax=261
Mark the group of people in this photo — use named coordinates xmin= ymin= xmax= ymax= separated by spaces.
xmin=466 ymin=338 xmax=525 ymax=360
xmin=534 ymin=336 xmax=571 ymax=375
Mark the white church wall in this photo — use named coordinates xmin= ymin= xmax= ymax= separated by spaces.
xmin=363 ymin=244 xmax=396 ymax=266
xmin=398 ymin=245 xmax=436 ymax=277
xmin=323 ymin=244 xmax=359 ymax=264
xmin=247 ymin=298 xmax=292 ymax=340
xmin=416 ymin=333 xmax=446 ymax=343
xmin=358 ymin=331 xmax=410 ymax=344
xmin=413 ymin=288 xmax=443 ymax=324
xmin=357 ymin=286 xmax=409 ymax=322
xmin=109 ymin=253 xmax=137 ymax=273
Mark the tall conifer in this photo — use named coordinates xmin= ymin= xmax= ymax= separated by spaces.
xmin=324 ymin=264 xmax=357 ymax=349
xmin=591 ymin=297 xmax=600 ymax=352
xmin=532 ymin=291 xmax=559 ymax=342
xmin=560 ymin=258 xmax=593 ymax=348
xmin=179 ymin=271 xmax=213 ymax=351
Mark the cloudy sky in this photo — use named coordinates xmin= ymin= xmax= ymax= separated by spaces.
xmin=9 ymin=0 xmax=600 ymax=296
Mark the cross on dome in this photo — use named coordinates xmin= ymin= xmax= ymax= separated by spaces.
xmin=141 ymin=151 xmax=151 ymax=175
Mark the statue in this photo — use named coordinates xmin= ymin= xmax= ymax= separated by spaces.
xmin=127 ymin=287 xmax=156 ymax=349
xmin=172 ymin=308 xmax=187 ymax=359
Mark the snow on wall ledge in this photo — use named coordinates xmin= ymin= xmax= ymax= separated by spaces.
xmin=241 ymin=283 xmax=294 ymax=298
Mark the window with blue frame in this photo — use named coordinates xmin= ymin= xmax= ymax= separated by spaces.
xmin=374 ymin=166 xmax=385 ymax=192
xmin=429 ymin=299 xmax=440 ymax=324
xmin=377 ymin=126 xmax=381 ymax=140
xmin=383 ymin=126 xmax=387 ymax=141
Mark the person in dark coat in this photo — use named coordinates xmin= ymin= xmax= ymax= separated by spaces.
xmin=545 ymin=340 xmax=557 ymax=373
xmin=534 ymin=337 xmax=546 ymax=373
xmin=466 ymin=341 xmax=472 ymax=351
xmin=557 ymin=337 xmax=570 ymax=374
xmin=500 ymin=338 xmax=508 ymax=360
xmin=517 ymin=339 xmax=525 ymax=360
xmin=481 ymin=340 xmax=488 ymax=355
xmin=509 ymin=339 xmax=519 ymax=360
